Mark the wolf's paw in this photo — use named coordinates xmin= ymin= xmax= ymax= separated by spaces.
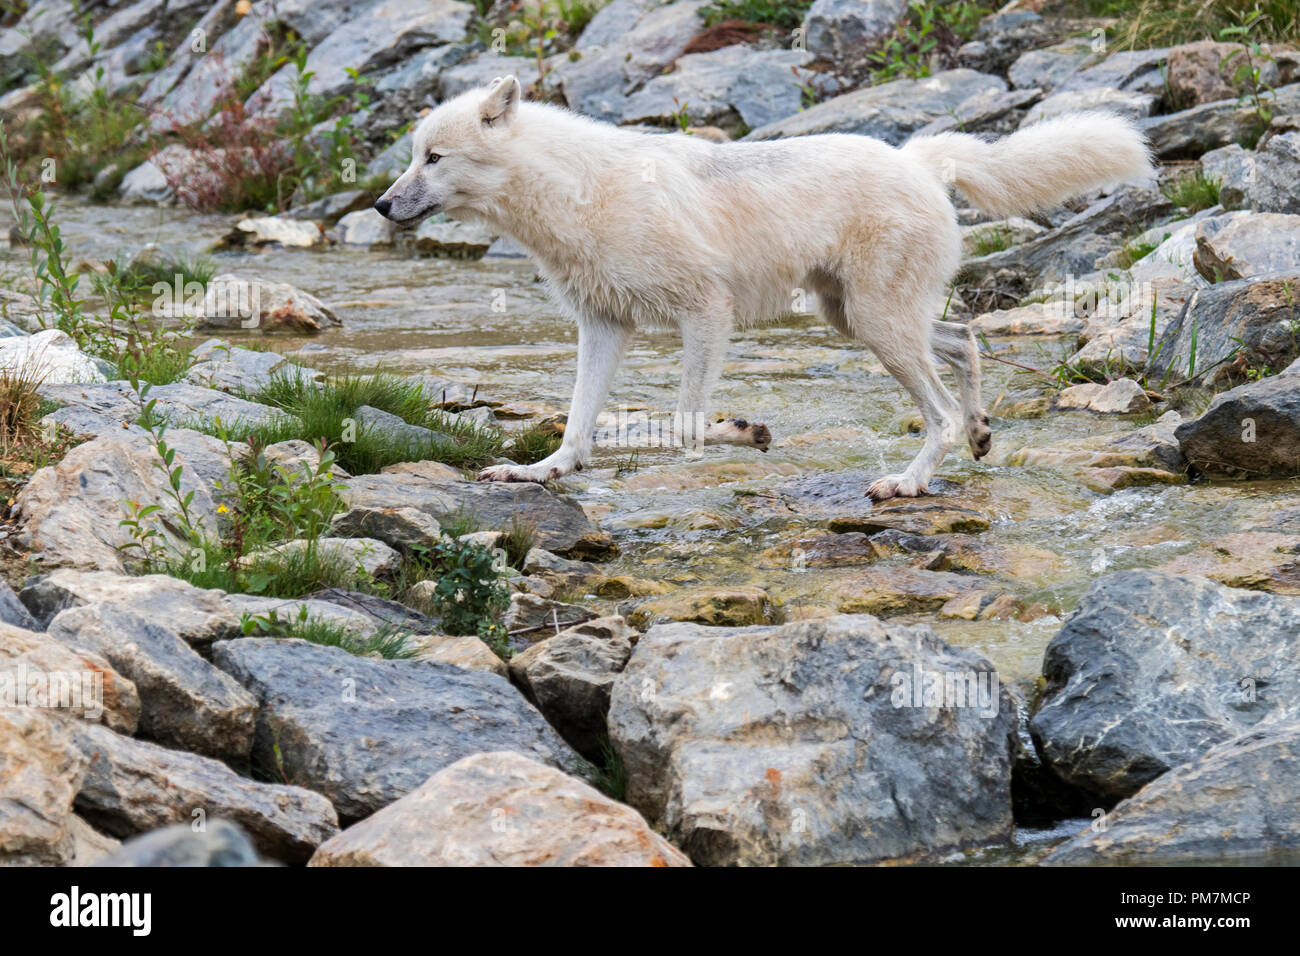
xmin=967 ymin=413 xmax=992 ymax=460
xmin=477 ymin=463 xmax=562 ymax=484
xmin=707 ymin=418 xmax=772 ymax=451
xmin=867 ymin=474 xmax=927 ymax=501
xmin=729 ymin=418 xmax=772 ymax=452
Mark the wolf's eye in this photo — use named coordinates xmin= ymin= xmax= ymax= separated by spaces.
xmin=426 ymin=153 xmax=442 ymax=165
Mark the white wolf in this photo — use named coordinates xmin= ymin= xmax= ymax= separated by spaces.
xmin=375 ymin=76 xmax=1153 ymax=499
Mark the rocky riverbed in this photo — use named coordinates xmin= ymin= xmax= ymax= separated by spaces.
xmin=1 ymin=0 xmax=1299 ymax=868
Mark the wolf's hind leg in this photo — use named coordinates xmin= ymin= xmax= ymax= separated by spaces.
xmin=931 ymin=319 xmax=991 ymax=459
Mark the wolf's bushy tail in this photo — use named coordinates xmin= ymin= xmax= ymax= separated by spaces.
xmin=902 ymin=111 xmax=1155 ymax=218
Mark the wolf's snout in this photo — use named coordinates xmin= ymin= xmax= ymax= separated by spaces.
xmin=373 ymin=197 xmax=393 ymax=218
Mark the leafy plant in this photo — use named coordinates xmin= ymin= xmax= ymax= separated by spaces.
xmin=412 ymin=536 xmax=510 ymax=649
xmin=866 ymin=2 xmax=989 ymax=83
xmin=1220 ymin=8 xmax=1278 ymax=147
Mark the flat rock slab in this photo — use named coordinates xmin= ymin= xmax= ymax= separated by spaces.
xmin=828 ymin=503 xmax=990 ymax=535
xmin=40 ymin=380 xmax=286 ymax=430
xmin=832 ymin=567 xmax=993 ymax=616
xmin=1043 ymin=721 xmax=1300 ymax=865
xmin=609 ymin=615 xmax=1015 ymax=865
xmin=310 ymin=751 xmax=688 ymax=867
xmin=1030 ymin=570 xmax=1300 ymax=801
xmin=627 ymin=586 xmax=773 ymax=629
xmin=745 ymin=69 xmax=1005 ymax=143
xmin=766 ymin=470 xmax=963 ymax=517
xmin=20 ymin=568 xmax=240 ymax=641
xmin=339 ymin=472 xmax=612 ymax=558
xmin=211 ymin=638 xmax=592 ymax=822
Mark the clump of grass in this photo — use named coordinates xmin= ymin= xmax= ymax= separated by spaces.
xmin=592 ymin=734 xmax=627 ymax=801
xmin=504 ymin=421 xmax=563 ymax=465
xmin=1162 ymin=169 xmax=1220 ymax=213
xmin=240 ymin=604 xmax=414 ymax=659
xmin=1075 ymin=0 xmax=1299 ymax=48
xmin=202 ymin=371 xmax=506 ymax=474
xmin=0 ymin=373 xmax=81 ymax=495
xmin=0 ymin=363 xmax=44 ymax=447
xmin=1115 ymin=236 xmax=1162 ymax=269
xmin=968 ymin=225 xmax=1015 ymax=257
xmin=119 ymin=250 xmax=215 ymax=296
xmin=701 ymin=0 xmax=813 ymax=30
xmin=500 ymin=516 xmax=537 ymax=570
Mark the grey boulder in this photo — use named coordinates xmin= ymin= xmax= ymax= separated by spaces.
xmin=1030 ymin=570 xmax=1300 ymax=802
xmin=211 ymin=637 xmax=592 ymax=822
xmin=609 ymin=615 xmax=1015 ymax=865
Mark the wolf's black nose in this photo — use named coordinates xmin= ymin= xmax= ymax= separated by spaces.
xmin=373 ymin=198 xmax=392 ymax=218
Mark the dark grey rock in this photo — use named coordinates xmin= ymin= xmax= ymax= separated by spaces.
xmin=509 ymin=625 xmax=632 ymax=759
xmin=354 ymin=403 xmax=452 ymax=446
xmin=20 ymin=569 xmax=241 ymax=644
xmin=283 ymin=188 xmax=376 ymax=224
xmin=71 ymin=722 xmax=338 ymax=865
xmin=339 ymin=471 xmax=612 ymax=558
xmin=959 ymin=184 xmax=1173 ymax=287
xmin=304 ymin=588 xmax=435 ymax=633
xmin=0 ymin=579 xmax=39 ymax=630
xmin=1030 ymin=570 xmax=1300 ymax=802
xmin=211 ymin=637 xmax=593 ymax=821
xmin=1056 ymin=47 xmax=1170 ymax=97
xmin=1043 ymin=721 xmax=1300 ymax=864
xmin=1150 ymin=273 xmax=1300 ymax=387
xmin=803 ymin=0 xmax=905 ymax=61
xmin=621 ymin=46 xmax=813 ymax=131
xmin=1174 ymin=359 xmax=1300 ymax=478
xmin=1141 ymin=83 xmax=1300 ymax=159
xmin=48 ymin=603 xmax=256 ymax=762
xmin=746 ymin=69 xmax=1006 ymax=145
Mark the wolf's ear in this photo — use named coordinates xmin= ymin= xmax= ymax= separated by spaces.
xmin=481 ymin=75 xmax=521 ymax=127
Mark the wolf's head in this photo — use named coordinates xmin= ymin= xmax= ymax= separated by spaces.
xmin=373 ymin=76 xmax=522 ymax=226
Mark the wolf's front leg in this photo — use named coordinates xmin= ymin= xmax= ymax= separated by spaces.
xmin=478 ymin=315 xmax=632 ymax=483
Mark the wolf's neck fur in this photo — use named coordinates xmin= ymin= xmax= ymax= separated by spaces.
xmin=473 ymin=104 xmax=643 ymax=270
